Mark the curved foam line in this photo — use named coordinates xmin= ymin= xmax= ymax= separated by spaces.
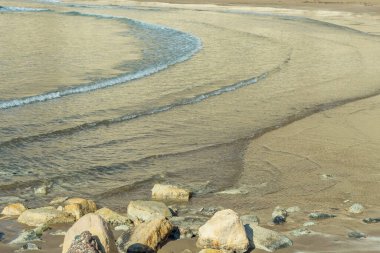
xmin=0 ymin=11 xmax=202 ymax=109
xmin=0 ymin=6 xmax=49 ymax=12
xmin=0 ymin=51 xmax=292 ymax=148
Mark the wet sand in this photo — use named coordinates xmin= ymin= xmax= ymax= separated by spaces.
xmin=1 ymin=0 xmax=380 ymax=252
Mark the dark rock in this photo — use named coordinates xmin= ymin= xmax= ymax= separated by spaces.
xmin=273 ymin=216 xmax=286 ymax=225
xmin=67 ymin=231 xmax=102 ymax=253
xmin=348 ymin=231 xmax=366 ymax=239
xmin=170 ymin=216 xmax=208 ymax=239
xmin=0 ymin=232 xmax=4 ymax=241
xmin=363 ymin=217 xmax=380 ymax=224
xmin=197 ymin=207 xmax=222 ymax=216
xmin=308 ymin=212 xmax=336 ymax=219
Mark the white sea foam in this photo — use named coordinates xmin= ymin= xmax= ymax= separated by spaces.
xmin=0 ymin=11 xmax=202 ymax=110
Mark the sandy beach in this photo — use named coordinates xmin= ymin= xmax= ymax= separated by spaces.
xmin=1 ymin=0 xmax=380 ymax=252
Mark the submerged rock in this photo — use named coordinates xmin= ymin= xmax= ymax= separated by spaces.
xmin=1 ymin=203 xmax=27 ymax=216
xmin=170 ymin=216 xmax=208 ymax=239
xmin=308 ymin=212 xmax=336 ymax=219
xmin=152 ymin=184 xmax=191 ymax=201
xmin=272 ymin=206 xmax=288 ymax=225
xmin=197 ymin=209 xmax=249 ymax=253
xmin=127 ymin=200 xmax=172 ymax=222
xmin=66 ymin=231 xmax=101 ymax=253
xmin=290 ymin=228 xmax=312 ymax=237
xmin=120 ymin=217 xmax=173 ymax=253
xmin=363 ymin=217 xmax=380 ymax=224
xmin=303 ymin=221 xmax=316 ymax=227
xmin=34 ymin=184 xmax=49 ymax=196
xmin=348 ymin=231 xmax=366 ymax=239
xmin=62 ymin=213 xmax=117 ymax=253
xmin=95 ymin=207 xmax=132 ymax=226
xmin=348 ymin=203 xmax=365 ymax=214
xmin=246 ymin=224 xmax=292 ymax=252
xmin=17 ymin=243 xmax=40 ymax=251
xmin=197 ymin=207 xmax=223 ymax=217
xmin=18 ymin=207 xmax=75 ymax=226
xmin=9 ymin=224 xmax=48 ymax=245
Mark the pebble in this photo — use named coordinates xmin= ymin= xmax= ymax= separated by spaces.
xmin=348 ymin=203 xmax=365 ymax=214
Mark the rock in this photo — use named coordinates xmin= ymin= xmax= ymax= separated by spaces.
xmin=198 ymin=250 xmax=223 ymax=253
xmin=62 ymin=213 xmax=117 ymax=253
xmin=170 ymin=216 xmax=208 ymax=239
xmin=127 ymin=200 xmax=172 ymax=222
xmin=348 ymin=203 xmax=365 ymax=214
xmin=348 ymin=231 xmax=366 ymax=239
xmin=152 ymin=184 xmax=191 ymax=201
xmin=308 ymin=212 xmax=336 ymax=219
xmin=95 ymin=207 xmax=132 ymax=226
xmin=197 ymin=209 xmax=249 ymax=253
xmin=18 ymin=207 xmax=75 ymax=226
xmin=272 ymin=206 xmax=288 ymax=225
xmin=290 ymin=228 xmax=312 ymax=237
xmin=34 ymin=185 xmax=49 ymax=195
xmin=286 ymin=206 xmax=301 ymax=213
xmin=120 ymin=217 xmax=173 ymax=253
xmin=9 ymin=230 xmax=40 ymax=245
xmin=115 ymin=225 xmax=131 ymax=232
xmin=246 ymin=224 xmax=292 ymax=252
xmin=320 ymin=174 xmax=334 ymax=180
xmin=0 ymin=232 xmax=4 ymax=241
xmin=66 ymin=231 xmax=102 ymax=253
xmin=363 ymin=217 xmax=380 ymax=224
xmin=64 ymin=198 xmax=97 ymax=219
xmin=1 ymin=203 xmax=27 ymax=216
xmin=303 ymin=221 xmax=316 ymax=227
xmin=17 ymin=243 xmax=40 ymax=251
xmin=240 ymin=215 xmax=260 ymax=225
xmin=50 ymin=197 xmax=69 ymax=205
xmin=197 ymin=207 xmax=222 ymax=217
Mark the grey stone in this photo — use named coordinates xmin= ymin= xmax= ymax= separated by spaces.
xmin=363 ymin=217 xmax=380 ymax=224
xmin=290 ymin=228 xmax=312 ymax=237
xmin=272 ymin=206 xmax=288 ymax=224
xmin=348 ymin=231 xmax=366 ymax=239
xmin=17 ymin=243 xmax=40 ymax=251
xmin=127 ymin=200 xmax=172 ymax=222
xmin=67 ymin=231 xmax=101 ymax=253
xmin=348 ymin=203 xmax=365 ymax=214
xmin=34 ymin=185 xmax=49 ymax=195
xmin=308 ymin=212 xmax=336 ymax=219
xmin=303 ymin=221 xmax=316 ymax=227
xmin=170 ymin=216 xmax=208 ymax=239
xmin=10 ymin=229 xmax=41 ymax=245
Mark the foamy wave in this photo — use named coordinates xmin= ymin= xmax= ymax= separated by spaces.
xmin=0 ymin=11 xmax=202 ymax=110
xmin=0 ymin=6 xmax=49 ymax=12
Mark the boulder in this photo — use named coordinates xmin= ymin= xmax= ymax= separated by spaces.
xmin=152 ymin=184 xmax=190 ymax=201
xmin=127 ymin=201 xmax=172 ymax=222
xmin=246 ymin=224 xmax=292 ymax=252
xmin=66 ymin=231 xmax=102 ymax=253
xmin=348 ymin=203 xmax=364 ymax=214
xmin=95 ymin=207 xmax=132 ymax=226
xmin=62 ymin=213 xmax=117 ymax=253
xmin=1 ymin=203 xmax=27 ymax=216
xmin=197 ymin=209 xmax=249 ymax=253
xmin=18 ymin=207 xmax=75 ymax=226
xmin=64 ymin=198 xmax=97 ymax=219
xmin=120 ymin=217 xmax=173 ymax=253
